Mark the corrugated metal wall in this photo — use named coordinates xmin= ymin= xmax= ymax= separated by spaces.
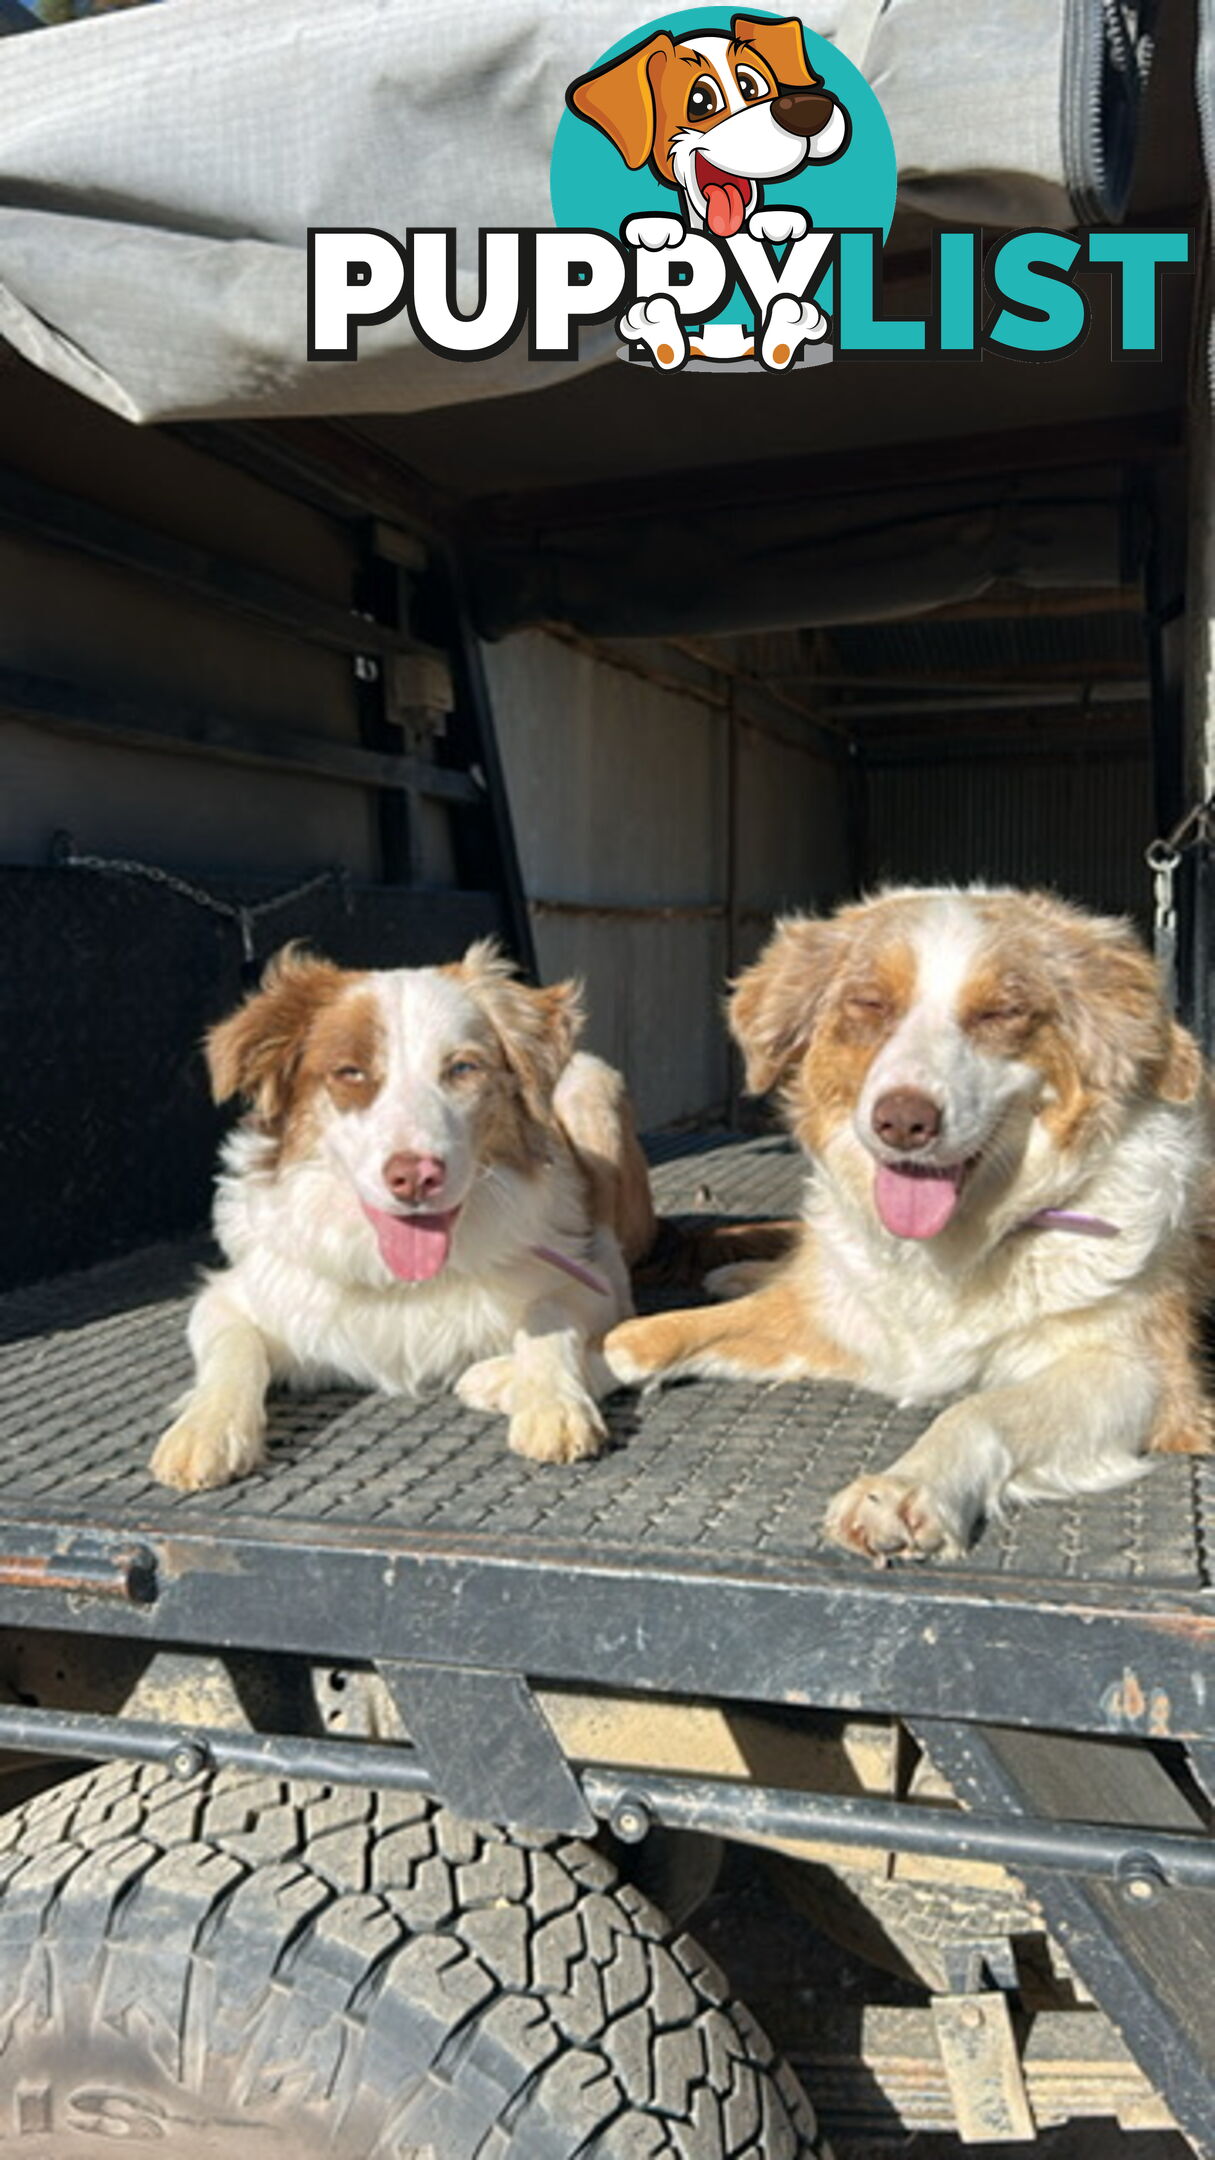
xmin=0 ymin=355 xmax=1157 ymax=1134
xmin=863 ymin=746 xmax=1153 ymax=925
xmin=486 ymin=629 xmax=851 ymax=1128
xmin=0 ymin=350 xmax=380 ymax=878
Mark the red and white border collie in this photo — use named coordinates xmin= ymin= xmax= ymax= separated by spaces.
xmin=153 ymin=942 xmax=653 ymax=1491
xmin=604 ymin=888 xmax=1215 ymax=1563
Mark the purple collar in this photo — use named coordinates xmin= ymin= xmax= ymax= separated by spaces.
xmin=1020 ymin=1208 xmax=1121 ymax=1240
xmin=530 ymin=1243 xmax=614 ymax=1295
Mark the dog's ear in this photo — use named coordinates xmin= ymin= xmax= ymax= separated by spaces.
xmin=206 ymin=944 xmax=348 ymax=1122
xmin=1158 ymin=1021 xmax=1205 ymax=1105
xmin=729 ymin=914 xmax=843 ymax=1095
xmin=457 ymin=940 xmax=585 ymax=1119
xmin=1025 ymin=895 xmax=1200 ymax=1105
xmin=567 ymin=32 xmax=674 ymax=170
xmin=731 ymin=14 xmax=819 ymax=90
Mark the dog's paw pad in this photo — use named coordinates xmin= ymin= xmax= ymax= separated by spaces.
xmin=456 ymin=1355 xmax=515 ymax=1414
xmin=761 ymin=293 xmax=827 ymax=370
xmin=824 ymin=1475 xmax=960 ymax=1564
xmin=619 ymin=295 xmax=686 ymax=369
xmin=509 ymin=1398 xmax=607 ymax=1466
xmin=150 ymin=1410 xmax=263 ymax=1493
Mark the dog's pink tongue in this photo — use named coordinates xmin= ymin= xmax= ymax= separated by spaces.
xmin=704 ymin=180 xmax=748 ymax=237
xmin=362 ymin=1203 xmax=459 ymax=1281
xmin=874 ymin=1165 xmax=963 ymax=1240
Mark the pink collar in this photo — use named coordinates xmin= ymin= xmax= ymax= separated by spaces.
xmin=530 ymin=1243 xmax=614 ymax=1295
xmin=1021 ymin=1208 xmax=1121 ymax=1239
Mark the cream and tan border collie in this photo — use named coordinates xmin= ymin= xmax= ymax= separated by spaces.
xmin=152 ymin=942 xmax=654 ymax=1492
xmin=604 ymin=888 xmax=1215 ymax=1563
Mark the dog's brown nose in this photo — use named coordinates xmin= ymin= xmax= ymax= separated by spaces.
xmin=772 ymin=90 xmax=837 ymax=138
xmin=872 ymin=1089 xmax=942 ymax=1152
xmin=383 ymin=1152 xmax=447 ymax=1204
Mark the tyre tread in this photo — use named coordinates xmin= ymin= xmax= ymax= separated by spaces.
xmin=0 ymin=1764 xmax=823 ymax=2159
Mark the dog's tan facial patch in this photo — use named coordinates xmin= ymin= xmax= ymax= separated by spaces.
xmin=449 ymin=940 xmax=584 ymax=1124
xmin=441 ymin=1044 xmax=492 ymax=1091
xmin=957 ymin=964 xmax=1039 ymax=1055
xmin=437 ymin=1034 xmax=543 ymax=1168
xmin=205 ymin=946 xmax=358 ymax=1133
xmin=472 ymin=1062 xmax=552 ymax=1175
xmin=303 ymin=990 xmax=386 ymax=1115
xmin=792 ymin=942 xmax=915 ymax=1151
xmin=976 ymin=892 xmax=1203 ymax=1121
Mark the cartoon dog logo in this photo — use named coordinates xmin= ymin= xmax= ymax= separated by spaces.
xmin=567 ymin=13 xmax=851 ymax=367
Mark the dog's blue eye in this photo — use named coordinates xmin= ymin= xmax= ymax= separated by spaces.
xmin=448 ymin=1059 xmax=481 ymax=1080
xmin=687 ymin=76 xmax=721 ymax=120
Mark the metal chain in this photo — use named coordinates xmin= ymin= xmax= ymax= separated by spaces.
xmin=52 ymin=833 xmax=351 ymax=966
xmin=1145 ymin=795 xmax=1215 ymax=1012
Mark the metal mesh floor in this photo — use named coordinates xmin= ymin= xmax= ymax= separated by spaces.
xmin=0 ymin=1135 xmax=1209 ymax=1590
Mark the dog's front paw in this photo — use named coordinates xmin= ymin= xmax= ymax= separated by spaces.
xmin=151 ymin=1405 xmax=265 ymax=1492
xmin=747 ymin=206 xmax=809 ymax=244
xmin=599 ymin=1316 xmax=662 ymax=1387
xmin=618 ymin=295 xmax=686 ymax=370
xmin=824 ymin=1474 xmax=964 ymax=1565
xmin=623 ymin=214 xmax=686 ymax=251
xmin=455 ymin=1355 xmax=515 ymax=1414
xmin=509 ymin=1395 xmax=607 ymax=1466
xmin=760 ymin=293 xmax=827 ymax=371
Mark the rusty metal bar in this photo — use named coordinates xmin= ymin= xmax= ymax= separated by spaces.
xmin=0 ymin=1545 xmax=155 ymax=1604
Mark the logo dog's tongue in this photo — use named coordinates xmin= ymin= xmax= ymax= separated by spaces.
xmin=875 ymin=1165 xmax=963 ymax=1240
xmin=696 ymin=155 xmax=749 ymax=238
xmin=362 ymin=1202 xmax=459 ymax=1281
xmin=704 ymin=179 xmax=748 ymax=236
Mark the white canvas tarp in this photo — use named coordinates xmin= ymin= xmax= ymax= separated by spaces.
xmin=0 ymin=0 xmax=1135 ymax=424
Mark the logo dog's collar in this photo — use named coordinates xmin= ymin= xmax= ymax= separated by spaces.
xmin=1021 ymin=1208 xmax=1121 ymax=1240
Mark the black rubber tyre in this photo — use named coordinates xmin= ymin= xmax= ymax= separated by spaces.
xmin=0 ymin=1762 xmax=826 ymax=2158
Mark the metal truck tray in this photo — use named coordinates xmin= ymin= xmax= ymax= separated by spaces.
xmin=0 ymin=1135 xmax=1210 ymax=1745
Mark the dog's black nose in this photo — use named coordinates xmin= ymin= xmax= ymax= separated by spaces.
xmin=772 ymin=91 xmax=838 ymax=138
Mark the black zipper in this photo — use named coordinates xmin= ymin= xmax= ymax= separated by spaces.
xmin=1062 ymin=0 xmax=1155 ymax=222
xmin=1198 ymin=0 xmax=1214 ymax=403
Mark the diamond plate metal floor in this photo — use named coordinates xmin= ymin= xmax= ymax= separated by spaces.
xmin=0 ymin=1134 xmax=1209 ymax=1589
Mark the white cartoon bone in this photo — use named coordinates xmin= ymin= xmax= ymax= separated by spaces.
xmin=618 ymin=294 xmax=686 ymax=369
xmin=623 ymin=214 xmax=687 ymax=251
xmin=760 ymin=292 xmax=828 ymax=370
xmin=746 ymin=207 xmax=809 ymax=245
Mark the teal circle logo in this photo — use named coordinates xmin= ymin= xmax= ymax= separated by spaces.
xmin=553 ymin=9 xmax=894 ymax=234
xmin=551 ymin=11 xmax=895 ymax=356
